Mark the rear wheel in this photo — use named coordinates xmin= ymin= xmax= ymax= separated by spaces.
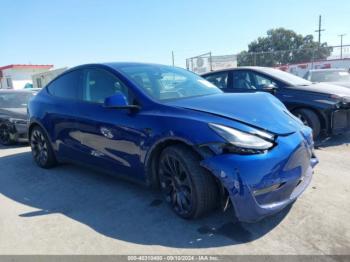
xmin=30 ymin=126 xmax=56 ymax=168
xmin=158 ymin=145 xmax=219 ymax=219
xmin=293 ymin=108 xmax=321 ymax=139
xmin=0 ymin=123 xmax=15 ymax=145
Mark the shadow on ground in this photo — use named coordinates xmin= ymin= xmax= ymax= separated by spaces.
xmin=315 ymin=133 xmax=350 ymax=149
xmin=0 ymin=149 xmax=291 ymax=248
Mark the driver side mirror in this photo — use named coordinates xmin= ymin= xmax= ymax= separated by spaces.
xmin=262 ymin=84 xmax=277 ymax=94
xmin=103 ymin=92 xmax=140 ymax=111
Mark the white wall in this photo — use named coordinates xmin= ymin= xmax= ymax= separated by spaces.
xmin=32 ymin=67 xmax=67 ymax=88
xmin=0 ymin=67 xmax=51 ymax=89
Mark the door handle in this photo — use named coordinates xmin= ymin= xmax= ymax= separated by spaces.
xmin=100 ymin=127 xmax=114 ymax=139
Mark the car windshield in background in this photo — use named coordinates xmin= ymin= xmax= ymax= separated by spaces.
xmin=310 ymin=70 xmax=350 ymax=82
xmin=119 ymin=65 xmax=222 ymax=101
xmin=0 ymin=92 xmax=35 ymax=108
xmin=259 ymin=67 xmax=312 ymax=86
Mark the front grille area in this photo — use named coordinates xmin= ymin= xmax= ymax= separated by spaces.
xmin=332 ymin=109 xmax=350 ymax=132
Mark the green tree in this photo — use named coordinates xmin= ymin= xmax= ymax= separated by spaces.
xmin=237 ymin=28 xmax=332 ymax=67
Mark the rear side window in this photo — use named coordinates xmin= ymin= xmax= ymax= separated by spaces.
xmin=47 ymin=70 xmax=82 ymax=99
xmin=204 ymin=72 xmax=228 ymax=89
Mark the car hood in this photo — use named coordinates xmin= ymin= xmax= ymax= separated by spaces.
xmin=0 ymin=108 xmax=27 ymax=119
xmin=292 ymin=82 xmax=350 ymax=96
xmin=166 ymin=93 xmax=301 ymax=135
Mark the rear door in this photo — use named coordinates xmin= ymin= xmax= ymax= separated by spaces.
xmin=44 ymin=70 xmax=84 ymax=160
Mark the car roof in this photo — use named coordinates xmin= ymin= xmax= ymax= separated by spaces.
xmin=68 ymin=62 xmax=179 ymax=71
xmin=201 ymin=66 xmax=268 ymax=76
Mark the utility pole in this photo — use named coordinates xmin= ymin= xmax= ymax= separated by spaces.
xmin=338 ymin=34 xmax=346 ymax=59
xmin=171 ymin=51 xmax=175 ymax=66
xmin=315 ymin=15 xmax=325 ymax=46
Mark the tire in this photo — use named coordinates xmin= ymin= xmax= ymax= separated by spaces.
xmin=0 ymin=123 xmax=15 ymax=145
xmin=30 ymin=126 xmax=56 ymax=168
xmin=293 ymin=108 xmax=321 ymax=139
xmin=158 ymin=144 xmax=219 ymax=219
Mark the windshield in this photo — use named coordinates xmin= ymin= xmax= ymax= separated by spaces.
xmin=259 ymin=67 xmax=312 ymax=86
xmin=0 ymin=92 xmax=35 ymax=108
xmin=310 ymin=70 xmax=350 ymax=82
xmin=119 ymin=64 xmax=222 ymax=101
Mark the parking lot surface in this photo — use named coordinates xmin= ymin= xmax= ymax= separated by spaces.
xmin=0 ymin=134 xmax=349 ymax=255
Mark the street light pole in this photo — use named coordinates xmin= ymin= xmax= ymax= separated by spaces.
xmin=172 ymin=51 xmax=175 ymax=66
xmin=338 ymin=34 xmax=346 ymax=59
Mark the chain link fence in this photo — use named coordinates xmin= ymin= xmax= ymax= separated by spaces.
xmin=186 ymin=53 xmax=237 ymax=74
xmin=186 ymin=45 xmax=350 ymax=77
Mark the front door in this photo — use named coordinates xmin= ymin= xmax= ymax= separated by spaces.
xmin=74 ymin=67 xmax=145 ymax=180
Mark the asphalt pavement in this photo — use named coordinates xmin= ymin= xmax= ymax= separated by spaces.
xmin=0 ymin=134 xmax=349 ymax=255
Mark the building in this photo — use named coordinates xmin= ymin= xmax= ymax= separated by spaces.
xmin=32 ymin=67 xmax=67 ymax=89
xmin=0 ymin=64 xmax=53 ymax=89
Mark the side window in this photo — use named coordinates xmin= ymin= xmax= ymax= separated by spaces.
xmin=130 ymin=72 xmax=153 ymax=95
xmin=47 ymin=70 xmax=82 ymax=99
xmin=232 ymin=71 xmax=255 ymax=89
xmin=204 ymin=72 xmax=228 ymax=89
xmin=82 ymin=68 xmax=132 ymax=104
xmin=252 ymin=73 xmax=279 ymax=89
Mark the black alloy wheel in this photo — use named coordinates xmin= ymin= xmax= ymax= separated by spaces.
xmin=293 ymin=108 xmax=321 ymax=140
xmin=0 ymin=124 xmax=14 ymax=145
xmin=30 ymin=126 xmax=56 ymax=168
xmin=159 ymin=152 xmax=193 ymax=217
xmin=158 ymin=145 xmax=219 ymax=219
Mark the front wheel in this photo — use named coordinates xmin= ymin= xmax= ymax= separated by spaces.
xmin=0 ymin=123 xmax=15 ymax=145
xmin=293 ymin=108 xmax=321 ymax=140
xmin=30 ymin=126 xmax=56 ymax=168
xmin=158 ymin=145 xmax=219 ymax=219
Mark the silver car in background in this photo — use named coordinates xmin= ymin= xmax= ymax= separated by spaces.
xmin=304 ymin=68 xmax=350 ymax=88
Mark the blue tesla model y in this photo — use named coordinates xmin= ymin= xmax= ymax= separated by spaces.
xmin=28 ymin=63 xmax=318 ymax=222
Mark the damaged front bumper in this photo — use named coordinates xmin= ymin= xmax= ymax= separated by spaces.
xmin=200 ymin=130 xmax=318 ymax=223
xmin=332 ymin=108 xmax=350 ymax=135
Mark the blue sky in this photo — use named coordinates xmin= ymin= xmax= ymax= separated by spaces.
xmin=0 ymin=0 xmax=349 ymax=68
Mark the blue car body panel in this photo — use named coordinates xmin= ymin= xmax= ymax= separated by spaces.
xmin=28 ymin=63 xmax=318 ymax=222
xmin=201 ymin=128 xmax=318 ymax=222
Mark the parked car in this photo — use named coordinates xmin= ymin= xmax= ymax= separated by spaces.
xmin=0 ymin=89 xmax=38 ymax=145
xmin=28 ymin=63 xmax=318 ymax=222
xmin=202 ymin=67 xmax=350 ymax=139
xmin=303 ymin=68 xmax=350 ymax=88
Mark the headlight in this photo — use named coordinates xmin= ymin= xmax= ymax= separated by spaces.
xmin=209 ymin=123 xmax=274 ymax=152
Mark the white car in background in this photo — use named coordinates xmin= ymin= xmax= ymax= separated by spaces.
xmin=303 ymin=68 xmax=350 ymax=88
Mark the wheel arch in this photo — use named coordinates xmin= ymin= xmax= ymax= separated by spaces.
xmin=291 ymin=106 xmax=328 ymax=131
xmin=28 ymin=121 xmax=53 ymax=144
xmin=144 ymin=138 xmax=202 ymax=188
